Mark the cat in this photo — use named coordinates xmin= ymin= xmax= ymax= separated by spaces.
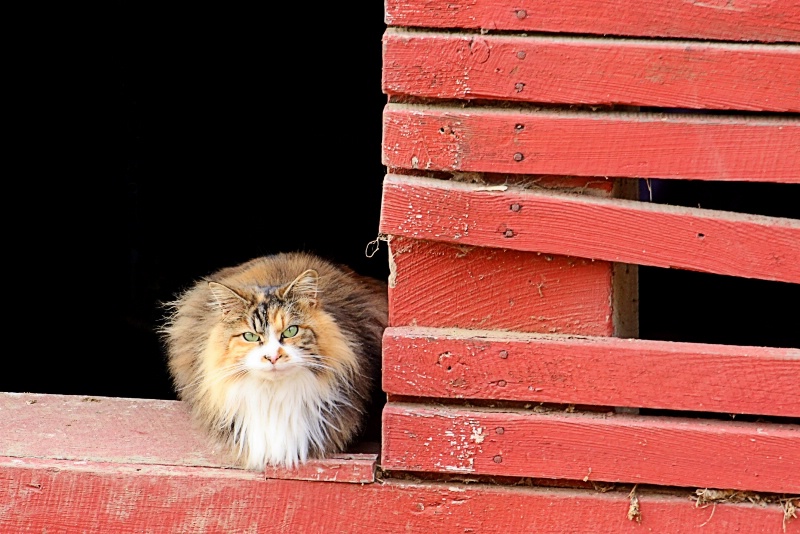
xmin=160 ymin=252 xmax=388 ymax=469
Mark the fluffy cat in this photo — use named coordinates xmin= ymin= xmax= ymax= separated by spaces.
xmin=161 ymin=252 xmax=388 ymax=469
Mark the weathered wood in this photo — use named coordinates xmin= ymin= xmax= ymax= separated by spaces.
xmin=264 ymin=453 xmax=377 ymax=484
xmin=383 ymin=104 xmax=800 ymax=183
xmin=380 ymin=175 xmax=800 ymax=283
xmin=388 ymin=237 xmax=620 ymax=336
xmin=0 ymin=393 xmax=375 ymax=483
xmin=382 ymin=403 xmax=800 ymax=494
xmin=384 ymin=0 xmax=800 ymax=43
xmin=383 ymin=30 xmax=800 ymax=112
xmin=382 ymin=326 xmax=800 ymax=416
xmin=2 ymin=457 xmax=796 ymax=533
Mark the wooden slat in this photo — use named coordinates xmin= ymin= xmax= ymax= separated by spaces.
xmin=382 ymin=403 xmax=800 ymax=494
xmin=380 ymin=175 xmax=800 ymax=283
xmin=3 ymin=458 xmax=796 ymax=533
xmin=384 ymin=0 xmax=800 ymax=43
xmin=382 ymin=104 xmax=800 ymax=182
xmin=388 ymin=237 xmax=620 ymax=336
xmin=263 ymin=453 xmax=377 ymax=484
xmin=0 ymin=393 xmax=375 ymax=484
xmin=383 ymin=326 xmax=800 ymax=417
xmin=383 ymin=30 xmax=800 ymax=112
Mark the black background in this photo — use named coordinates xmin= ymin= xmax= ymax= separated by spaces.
xmin=4 ymin=5 xmax=797 ymax=401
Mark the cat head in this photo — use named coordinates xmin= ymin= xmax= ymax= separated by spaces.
xmin=202 ymin=269 xmax=352 ymax=384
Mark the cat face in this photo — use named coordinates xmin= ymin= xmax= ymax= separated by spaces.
xmin=207 ymin=270 xmax=328 ymax=382
xmin=219 ymin=299 xmax=320 ymax=381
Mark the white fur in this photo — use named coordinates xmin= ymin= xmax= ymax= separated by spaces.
xmin=220 ymin=338 xmax=351 ymax=469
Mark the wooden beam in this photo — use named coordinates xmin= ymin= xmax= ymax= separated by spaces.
xmin=2 ymin=457 xmax=796 ymax=533
xmin=383 ymin=326 xmax=800 ymax=417
xmin=383 ymin=30 xmax=800 ymax=112
xmin=0 ymin=393 xmax=376 ymax=484
xmin=388 ymin=237 xmax=621 ymax=336
xmin=380 ymin=175 xmax=800 ymax=283
xmin=382 ymin=104 xmax=800 ymax=183
xmin=382 ymin=403 xmax=800 ymax=494
xmin=384 ymin=0 xmax=800 ymax=43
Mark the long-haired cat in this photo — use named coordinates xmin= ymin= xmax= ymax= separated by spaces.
xmin=161 ymin=252 xmax=388 ymax=469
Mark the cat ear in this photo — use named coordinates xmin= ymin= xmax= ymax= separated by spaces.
xmin=277 ymin=269 xmax=319 ymax=307
xmin=207 ymin=281 xmax=248 ymax=316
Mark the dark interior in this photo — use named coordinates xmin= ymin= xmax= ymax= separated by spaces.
xmin=5 ymin=7 xmax=797 ymax=402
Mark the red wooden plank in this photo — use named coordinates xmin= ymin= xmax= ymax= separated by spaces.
xmin=0 ymin=393 xmax=375 ymax=483
xmin=383 ymin=326 xmax=800 ymax=417
xmin=388 ymin=237 xmax=623 ymax=336
xmin=0 ymin=393 xmax=228 ymax=467
xmin=383 ymin=31 xmax=800 ymax=112
xmin=264 ymin=453 xmax=377 ymax=483
xmin=380 ymin=175 xmax=800 ymax=283
xmin=2 ymin=457 xmax=796 ymax=533
xmin=384 ymin=0 xmax=800 ymax=43
xmin=382 ymin=104 xmax=800 ymax=182
xmin=382 ymin=403 xmax=800 ymax=494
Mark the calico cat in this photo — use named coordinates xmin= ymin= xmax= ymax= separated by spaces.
xmin=161 ymin=252 xmax=388 ymax=469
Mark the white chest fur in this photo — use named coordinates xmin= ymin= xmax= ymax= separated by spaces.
xmin=222 ymin=373 xmax=349 ymax=469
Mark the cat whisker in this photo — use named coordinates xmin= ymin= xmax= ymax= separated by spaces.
xmin=178 ymin=364 xmax=248 ymax=392
xmin=300 ymin=361 xmax=336 ymax=373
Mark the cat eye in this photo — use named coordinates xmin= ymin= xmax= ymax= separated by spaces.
xmin=281 ymin=325 xmax=299 ymax=339
xmin=242 ymin=332 xmax=260 ymax=342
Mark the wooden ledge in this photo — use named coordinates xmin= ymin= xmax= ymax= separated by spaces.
xmin=0 ymin=392 xmax=377 ymax=484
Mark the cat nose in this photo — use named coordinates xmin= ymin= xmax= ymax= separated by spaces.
xmin=264 ymin=351 xmax=284 ymax=364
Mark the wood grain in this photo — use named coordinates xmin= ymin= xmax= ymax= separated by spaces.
xmin=383 ymin=326 xmax=800 ymax=416
xmin=382 ymin=104 xmax=800 ymax=182
xmin=384 ymin=0 xmax=800 ymax=43
xmin=0 ymin=392 xmax=375 ymax=483
xmin=380 ymin=175 xmax=800 ymax=283
xmin=388 ymin=237 xmax=618 ymax=336
xmin=383 ymin=30 xmax=800 ymax=112
xmin=3 ymin=457 xmax=795 ymax=533
xmin=382 ymin=403 xmax=800 ymax=494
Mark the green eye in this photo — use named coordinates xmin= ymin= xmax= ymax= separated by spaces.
xmin=242 ymin=332 xmax=259 ymax=342
xmin=281 ymin=325 xmax=299 ymax=339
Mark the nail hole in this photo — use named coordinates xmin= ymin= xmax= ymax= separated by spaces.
xmin=514 ymin=124 xmax=524 ymax=131
xmin=697 ymin=233 xmax=705 ymax=239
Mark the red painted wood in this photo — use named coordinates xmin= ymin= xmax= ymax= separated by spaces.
xmin=0 ymin=393 xmax=374 ymax=483
xmin=264 ymin=453 xmax=377 ymax=483
xmin=383 ymin=326 xmax=800 ymax=417
xmin=384 ymin=0 xmax=800 ymax=43
xmin=382 ymin=104 xmax=800 ymax=182
xmin=382 ymin=403 xmax=800 ymax=494
xmin=388 ymin=237 xmax=617 ymax=336
xmin=380 ymin=175 xmax=800 ymax=283
xmin=0 ymin=393 xmax=229 ymax=467
xmin=2 ymin=457 xmax=796 ymax=533
xmin=383 ymin=31 xmax=800 ymax=112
